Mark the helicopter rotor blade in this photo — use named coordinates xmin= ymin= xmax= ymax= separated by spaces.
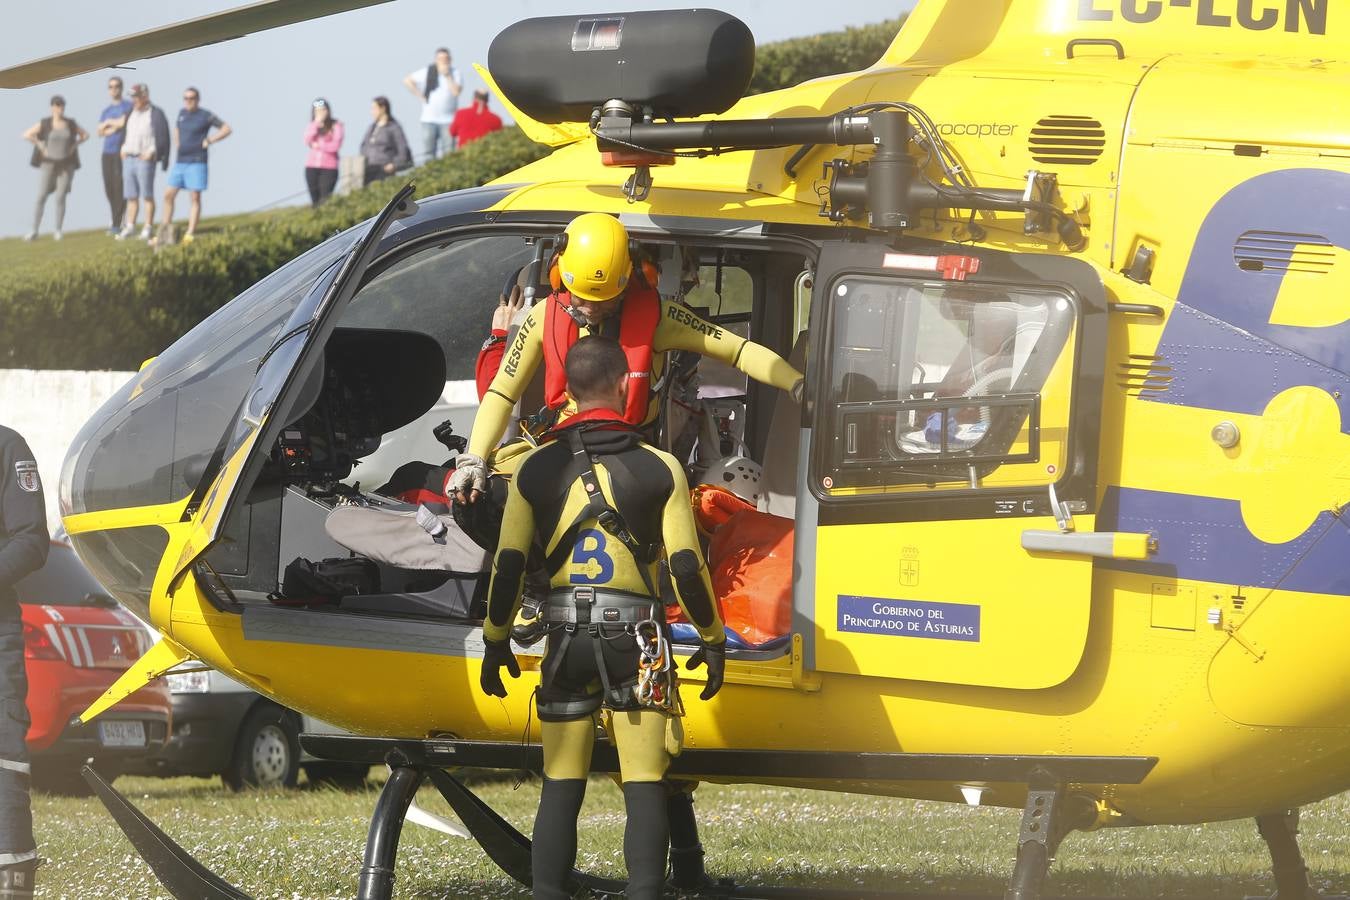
xmin=0 ymin=0 xmax=393 ymax=89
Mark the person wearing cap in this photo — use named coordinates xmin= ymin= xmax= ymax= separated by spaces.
xmin=20 ymin=95 xmax=87 ymax=241
xmin=114 ymin=84 xmax=170 ymax=241
xmin=449 ymin=212 xmax=804 ymax=503
xmin=448 ymin=89 xmax=502 ymax=150
xmin=303 ymin=98 xmax=344 ymax=207
xmin=156 ymin=87 xmax=231 ymax=245
xmin=94 ymin=76 xmax=133 ymax=234
xmin=403 ymin=47 xmax=461 ymax=160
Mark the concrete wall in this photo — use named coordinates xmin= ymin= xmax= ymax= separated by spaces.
xmin=1 ymin=369 xmax=482 ymax=533
xmin=1 ymin=369 xmax=134 ymax=531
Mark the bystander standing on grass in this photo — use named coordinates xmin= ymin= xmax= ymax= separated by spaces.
xmin=303 ymin=98 xmax=343 ymax=207
xmin=20 ymin=96 xmax=87 ymax=242
xmin=94 ymin=77 xmax=133 ymax=235
xmin=114 ymin=83 xmax=170 ymax=242
xmin=155 ymin=87 xmax=231 ymax=246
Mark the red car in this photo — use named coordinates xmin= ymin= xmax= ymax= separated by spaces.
xmin=18 ymin=541 xmax=171 ymax=794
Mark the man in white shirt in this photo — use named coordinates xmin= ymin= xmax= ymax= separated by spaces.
xmin=403 ymin=47 xmax=461 ymax=161
xmin=116 ymin=84 xmax=169 ymax=240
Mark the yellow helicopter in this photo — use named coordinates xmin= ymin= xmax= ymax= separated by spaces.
xmin=5 ymin=0 xmax=1349 ymax=897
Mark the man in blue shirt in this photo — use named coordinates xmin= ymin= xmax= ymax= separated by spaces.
xmin=157 ymin=86 xmax=231 ymax=245
xmin=94 ymin=76 xmax=133 ymax=234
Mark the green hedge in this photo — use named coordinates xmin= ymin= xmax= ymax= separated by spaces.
xmin=1 ymin=18 xmax=902 ymax=370
xmin=748 ymin=18 xmax=904 ymax=96
xmin=0 ymin=129 xmax=548 ymax=370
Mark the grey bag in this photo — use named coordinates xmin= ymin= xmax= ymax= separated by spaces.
xmin=325 ymin=503 xmax=489 ymax=573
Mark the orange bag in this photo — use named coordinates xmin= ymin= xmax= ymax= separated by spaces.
xmin=706 ymin=510 xmax=794 ymax=647
xmin=691 ymin=484 xmax=756 ymax=534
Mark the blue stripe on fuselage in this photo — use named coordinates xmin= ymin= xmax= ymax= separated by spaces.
xmin=1146 ymin=169 xmax=1350 ymax=429
xmin=1096 ymin=486 xmax=1350 ymax=597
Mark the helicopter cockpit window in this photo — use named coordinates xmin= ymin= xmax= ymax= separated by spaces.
xmin=343 ymin=235 xmax=537 ymax=380
xmin=817 ymin=277 xmax=1077 ymax=495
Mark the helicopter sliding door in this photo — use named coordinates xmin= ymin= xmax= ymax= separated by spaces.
xmin=805 ymin=243 xmax=1109 ymax=690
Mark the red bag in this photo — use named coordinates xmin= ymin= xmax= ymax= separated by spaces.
xmin=706 ymin=510 xmax=794 ymax=647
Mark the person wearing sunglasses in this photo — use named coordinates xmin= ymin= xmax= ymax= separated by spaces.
xmin=94 ymin=77 xmax=133 ymax=234
xmin=156 ymin=87 xmax=231 ymax=245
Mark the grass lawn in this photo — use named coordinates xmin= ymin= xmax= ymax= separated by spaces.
xmin=0 ymin=210 xmax=273 ymax=281
xmin=32 ymin=773 xmax=1350 ymax=899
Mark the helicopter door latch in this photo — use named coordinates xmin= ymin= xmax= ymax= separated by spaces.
xmin=1048 ymin=482 xmax=1074 ymax=533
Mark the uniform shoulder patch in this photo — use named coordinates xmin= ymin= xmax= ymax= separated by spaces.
xmin=14 ymin=460 xmax=40 ymax=493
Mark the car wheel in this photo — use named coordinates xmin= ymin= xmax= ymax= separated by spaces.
xmin=304 ymin=762 xmax=371 ymax=790
xmin=222 ymin=704 xmax=300 ymax=791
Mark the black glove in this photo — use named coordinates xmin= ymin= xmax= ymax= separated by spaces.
xmin=686 ymin=640 xmax=726 ymax=700
xmin=433 ymin=419 xmax=467 ymax=455
xmin=480 ymin=637 xmax=520 ymax=698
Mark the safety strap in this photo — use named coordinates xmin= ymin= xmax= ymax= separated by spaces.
xmin=544 ymin=430 xmax=660 ymax=599
xmin=538 ymin=585 xmax=660 ymax=702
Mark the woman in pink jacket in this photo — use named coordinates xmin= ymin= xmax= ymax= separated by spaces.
xmin=304 ymin=98 xmax=344 ymax=206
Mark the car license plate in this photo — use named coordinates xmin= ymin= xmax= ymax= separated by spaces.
xmin=98 ymin=720 xmax=146 ymax=748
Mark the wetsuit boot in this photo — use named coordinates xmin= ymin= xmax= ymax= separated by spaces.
xmin=532 ymin=777 xmax=587 ymax=900
xmin=623 ymin=781 xmax=670 ymax=900
xmin=667 ymin=786 xmax=710 ymax=890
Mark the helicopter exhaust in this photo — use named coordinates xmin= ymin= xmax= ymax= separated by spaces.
xmin=591 ymin=103 xmax=1087 ymax=251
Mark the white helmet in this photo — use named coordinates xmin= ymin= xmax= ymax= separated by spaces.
xmin=699 ymin=456 xmax=764 ymax=506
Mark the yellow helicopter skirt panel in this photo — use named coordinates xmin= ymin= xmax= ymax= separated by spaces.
xmin=814 ymin=514 xmax=1096 ymax=689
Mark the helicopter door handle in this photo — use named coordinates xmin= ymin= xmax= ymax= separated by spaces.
xmin=1066 ymin=38 xmax=1125 ymax=60
xmin=1022 ymin=530 xmax=1155 ymax=560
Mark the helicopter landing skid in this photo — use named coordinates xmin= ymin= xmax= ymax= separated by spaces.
xmin=300 ymin=737 xmax=1156 ymax=900
xmin=82 ymin=743 xmax=1158 ymax=900
xmin=81 ymin=764 xmax=253 ymax=900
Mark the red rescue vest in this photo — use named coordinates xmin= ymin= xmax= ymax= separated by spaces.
xmin=542 ymin=407 xmax=632 ymax=441
xmin=542 ymin=286 xmax=661 ymax=426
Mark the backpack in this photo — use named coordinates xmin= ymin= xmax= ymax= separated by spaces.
xmin=271 ymin=556 xmax=380 ymax=607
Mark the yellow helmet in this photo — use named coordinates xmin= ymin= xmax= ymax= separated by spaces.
xmin=557 ymin=213 xmax=631 ymax=302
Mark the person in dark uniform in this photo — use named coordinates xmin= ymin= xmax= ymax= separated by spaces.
xmin=480 ymin=336 xmax=727 ymax=900
xmin=0 ymin=426 xmax=48 ymax=898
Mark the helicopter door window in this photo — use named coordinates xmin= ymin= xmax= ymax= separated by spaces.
xmin=680 ymin=264 xmax=754 ymax=398
xmin=818 ymin=277 xmax=1077 ymax=495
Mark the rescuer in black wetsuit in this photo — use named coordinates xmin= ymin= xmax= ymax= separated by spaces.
xmin=0 ymin=426 xmax=48 ymax=899
xmin=479 ymin=336 xmax=727 ymax=900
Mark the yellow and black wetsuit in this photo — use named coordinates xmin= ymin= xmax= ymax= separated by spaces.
xmin=468 ymin=296 xmax=802 ymax=461
xmin=484 ymin=418 xmax=725 ymax=900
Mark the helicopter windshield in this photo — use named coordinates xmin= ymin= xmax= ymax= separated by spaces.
xmin=819 ymin=277 xmax=1076 ymax=493
xmin=61 ymin=229 xmax=362 ymax=617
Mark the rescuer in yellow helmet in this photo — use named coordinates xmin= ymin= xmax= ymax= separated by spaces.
xmin=448 ymin=211 xmax=804 ymax=502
